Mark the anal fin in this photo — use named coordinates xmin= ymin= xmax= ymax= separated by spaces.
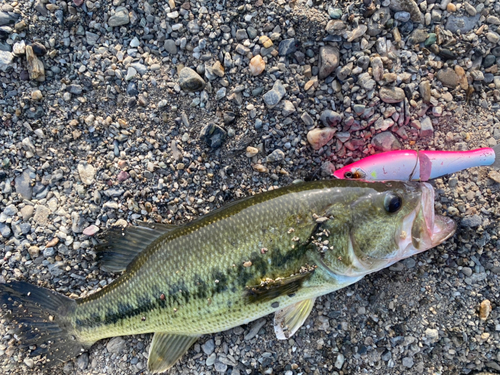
xmin=96 ymin=223 xmax=177 ymax=273
xmin=147 ymin=332 xmax=200 ymax=373
xmin=274 ymin=298 xmax=316 ymax=340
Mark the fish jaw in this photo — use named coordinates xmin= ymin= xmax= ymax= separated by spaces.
xmin=396 ymin=182 xmax=455 ymax=261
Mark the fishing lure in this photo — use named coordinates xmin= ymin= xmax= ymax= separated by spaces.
xmin=332 ymin=145 xmax=500 ymax=181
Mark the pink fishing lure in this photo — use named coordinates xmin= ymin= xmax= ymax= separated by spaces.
xmin=332 ymin=145 xmax=500 ymax=181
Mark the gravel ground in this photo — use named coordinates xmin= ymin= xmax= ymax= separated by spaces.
xmin=1 ymin=0 xmax=500 ymax=374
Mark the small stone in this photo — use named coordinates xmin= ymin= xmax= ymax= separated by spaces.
xmin=212 ymin=61 xmax=224 ymax=77
xmin=403 ymin=357 xmax=414 ymax=368
xmin=20 ymin=205 xmax=34 ymax=220
xmin=420 ymin=117 xmax=434 ymax=138
xmin=463 ymin=2 xmax=476 ymax=16
xmin=86 ymin=31 xmax=99 ymax=46
xmin=424 ymin=328 xmax=439 ymax=344
xmin=486 ymin=32 xmax=500 ymax=44
xmin=33 ymin=205 xmax=50 ymax=226
xmin=445 ymin=14 xmax=480 ymax=33
xmin=26 ymin=45 xmax=45 ymax=82
xmin=379 ymin=87 xmax=405 ymax=103
xmin=348 ymin=25 xmax=367 ymax=42
xmin=77 ymin=353 xmax=89 ymax=370
xmin=480 ymin=300 xmax=492 ymax=320
xmin=201 ymin=122 xmax=226 ymax=149
xmin=259 ymin=35 xmax=273 ymax=48
xmin=335 ymin=353 xmax=345 ymax=369
xmin=461 ymin=267 xmax=473 ymax=277
xmin=320 ymin=110 xmax=342 ymax=127
xmin=488 ymin=170 xmax=500 ymax=183
xmin=437 ymin=68 xmax=459 ymax=88
xmin=179 ymin=67 xmax=206 ymax=92
xmin=108 ymin=6 xmax=129 ymax=27
xmin=307 ymin=128 xmax=337 ymax=150
xmin=201 ymin=339 xmax=215 ymax=355
xmin=244 ymin=319 xmax=266 ymax=340
xmin=246 ymin=146 xmax=259 ymax=157
xmin=164 ymin=40 xmax=177 ymax=54
xmin=371 ymin=57 xmax=384 ymax=82
xmin=24 ymin=358 xmax=34 ymax=368
xmin=125 ymin=67 xmax=137 ymax=81
xmin=394 ymin=11 xmax=411 ymax=22
xmin=446 ymin=3 xmax=456 ymax=12
xmin=12 ymin=40 xmax=26 ymax=55
xmin=419 ymin=81 xmax=431 ymax=103
xmin=278 ymin=38 xmax=299 ymax=56
xmin=282 ymin=100 xmax=295 ymax=116
xmin=78 ymin=163 xmax=95 ymax=185
xmin=31 ymin=90 xmax=43 ymax=100
xmin=106 ymin=337 xmax=126 ymax=354
xmin=15 ymin=170 xmax=33 ymax=200
xmin=318 ymin=46 xmax=339 ymax=80
xmin=83 ymin=225 xmax=99 ymax=236
xmin=263 ymin=80 xmax=286 ymax=108
xmin=408 ymin=29 xmax=429 ymax=44
xmin=0 ymin=50 xmax=14 ymax=72
xmin=461 ymin=215 xmax=482 ymax=228
xmin=389 ymin=0 xmax=423 ymax=22
xmin=371 ymin=132 xmax=401 ymax=151
xmin=266 ymin=149 xmax=285 ymax=163
xmin=249 ymin=55 xmax=265 ymax=76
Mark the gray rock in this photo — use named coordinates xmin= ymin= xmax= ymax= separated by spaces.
xmin=34 ymin=0 xmax=48 ymax=15
xmin=68 ymin=84 xmax=83 ymax=95
xmin=266 ymin=149 xmax=285 ymax=163
xmin=403 ymin=356 xmax=414 ymax=368
xmin=108 ymin=6 xmax=130 ymax=27
xmin=367 ymin=8 xmax=391 ymax=37
xmin=0 ymin=223 xmax=11 ymax=238
xmin=15 ymin=170 xmax=32 ymax=200
xmin=436 ymin=68 xmax=459 ymax=88
xmin=461 ymin=215 xmax=482 ymax=228
xmin=420 ymin=117 xmax=434 ymax=138
xmin=179 ymin=67 xmax=206 ymax=92
xmin=408 ymin=29 xmax=429 ymax=44
xmin=201 ymin=122 xmax=226 ymax=149
xmin=20 ymin=205 xmax=34 ymax=220
xmin=318 ymin=46 xmax=339 ymax=80
xmin=320 ymin=110 xmax=342 ymax=127
xmin=201 ymin=339 xmax=215 ymax=355
xmin=278 ymin=38 xmax=298 ymax=56
xmin=214 ymin=361 xmax=228 ymax=373
xmin=106 ymin=337 xmax=126 ymax=353
xmin=244 ymin=318 xmax=266 ymax=340
xmin=0 ymin=50 xmax=13 ymax=72
xmin=235 ymin=29 xmax=248 ymax=40
xmin=33 ymin=205 xmax=50 ymax=225
xmin=263 ymin=80 xmax=286 ymax=108
xmin=130 ymin=62 xmax=147 ymax=75
xmin=48 ymin=262 xmax=64 ymax=277
xmin=358 ymin=72 xmax=376 ymax=91
xmin=86 ymin=31 xmax=99 ymax=45
xmin=71 ymin=212 xmax=84 ymax=233
xmin=0 ymin=11 xmax=20 ymax=26
xmin=164 ymin=39 xmax=177 ymax=54
xmin=379 ymin=87 xmax=405 ymax=103
xmin=371 ymin=132 xmax=401 ymax=151
xmin=77 ymin=353 xmax=89 ymax=370
xmin=389 ymin=0 xmax=423 ymax=22
xmin=394 ymin=11 xmax=411 ymax=22
xmin=445 ymin=14 xmax=480 ymax=34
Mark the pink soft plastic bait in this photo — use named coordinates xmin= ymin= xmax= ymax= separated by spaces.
xmin=332 ymin=146 xmax=500 ymax=181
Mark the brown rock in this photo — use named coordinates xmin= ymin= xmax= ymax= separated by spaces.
xmin=480 ymin=300 xmax=492 ymax=320
xmin=307 ymin=128 xmax=336 ymax=150
xmin=318 ymin=46 xmax=339 ymax=80
xmin=26 ymin=45 xmax=45 ymax=82
xmin=437 ymin=67 xmax=459 ymax=88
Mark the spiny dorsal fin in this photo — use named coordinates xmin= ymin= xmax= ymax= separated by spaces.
xmin=147 ymin=333 xmax=200 ymax=373
xmin=274 ymin=298 xmax=316 ymax=340
xmin=244 ymin=268 xmax=315 ymax=304
xmin=96 ymin=223 xmax=177 ymax=273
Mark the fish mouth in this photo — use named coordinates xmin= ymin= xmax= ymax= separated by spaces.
xmin=419 ymin=182 xmax=456 ymax=248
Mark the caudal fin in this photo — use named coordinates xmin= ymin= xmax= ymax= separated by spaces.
xmin=0 ymin=281 xmax=87 ymax=366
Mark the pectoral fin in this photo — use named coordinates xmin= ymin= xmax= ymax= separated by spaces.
xmin=147 ymin=332 xmax=200 ymax=373
xmin=274 ymin=298 xmax=316 ymax=340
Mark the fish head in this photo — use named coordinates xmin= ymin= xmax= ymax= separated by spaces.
xmin=320 ymin=181 xmax=456 ymax=277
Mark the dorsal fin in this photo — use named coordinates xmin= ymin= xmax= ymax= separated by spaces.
xmin=147 ymin=332 xmax=199 ymax=373
xmin=96 ymin=223 xmax=177 ymax=273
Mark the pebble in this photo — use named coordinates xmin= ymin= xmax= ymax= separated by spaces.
xmin=201 ymin=122 xmax=226 ymax=149
xmin=83 ymin=225 xmax=99 ymax=236
xmin=307 ymin=128 xmax=337 ymax=150
xmin=320 ymin=110 xmax=342 ymax=127
xmin=106 ymin=337 xmax=126 ymax=354
xmin=420 ymin=117 xmax=434 ymax=138
xmin=244 ymin=319 xmax=266 ymax=340
xmin=249 ymin=55 xmax=265 ymax=76
xmin=480 ymin=300 xmax=492 ymax=321
xmin=437 ymin=68 xmax=459 ymax=88
xmin=78 ymin=163 xmax=96 ymax=185
xmin=15 ymin=170 xmax=33 ymax=200
xmin=179 ymin=67 xmax=206 ymax=92
xmin=26 ymin=45 xmax=45 ymax=82
xmin=108 ymin=6 xmax=130 ymax=27
xmin=488 ymin=171 xmax=500 ymax=183
xmin=371 ymin=132 xmax=401 ymax=151
xmin=201 ymin=339 xmax=215 ymax=355
xmin=335 ymin=353 xmax=345 ymax=369
xmin=461 ymin=215 xmax=482 ymax=228
xmin=278 ymin=38 xmax=298 ymax=56
xmin=424 ymin=328 xmax=439 ymax=344
xmin=0 ymin=50 xmax=13 ymax=71
xmin=318 ymin=46 xmax=339 ymax=80
xmin=445 ymin=14 xmax=480 ymax=33
xmin=263 ymin=80 xmax=286 ymax=108
xmin=379 ymin=87 xmax=405 ymax=103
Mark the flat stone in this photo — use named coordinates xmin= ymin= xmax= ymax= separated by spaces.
xmin=106 ymin=337 xmax=126 ymax=354
xmin=278 ymin=38 xmax=298 ymax=56
xmin=108 ymin=6 xmax=129 ymax=27
xmin=0 ymin=50 xmax=13 ymax=72
xmin=179 ymin=67 xmax=206 ymax=92
xmin=33 ymin=205 xmax=50 ymax=226
xmin=379 ymin=87 xmax=405 ymax=103
xmin=244 ymin=319 xmax=266 ymax=340
xmin=201 ymin=339 xmax=215 ymax=355
xmin=461 ymin=215 xmax=482 ymax=228
xmin=263 ymin=80 xmax=286 ymax=108
xmin=86 ymin=31 xmax=99 ymax=45
xmin=15 ymin=170 xmax=32 ymax=199
xmin=445 ymin=14 xmax=480 ymax=33
xmin=164 ymin=39 xmax=177 ymax=54
xmin=26 ymin=45 xmax=45 ymax=82
xmin=318 ymin=46 xmax=339 ymax=80
xmin=437 ymin=67 xmax=459 ymax=88
xmin=371 ymin=132 xmax=401 ymax=151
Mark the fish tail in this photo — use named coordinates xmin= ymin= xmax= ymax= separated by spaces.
xmin=0 ymin=281 xmax=90 ymax=366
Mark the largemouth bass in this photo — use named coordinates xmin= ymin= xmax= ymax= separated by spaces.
xmin=0 ymin=180 xmax=455 ymax=373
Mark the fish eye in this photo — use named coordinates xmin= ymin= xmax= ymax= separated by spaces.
xmin=384 ymin=194 xmax=402 ymax=213
xmin=344 ymin=171 xmax=354 ymax=178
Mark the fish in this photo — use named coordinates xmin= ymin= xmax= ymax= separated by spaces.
xmin=332 ymin=144 xmax=500 ymax=181
xmin=0 ymin=180 xmax=456 ymax=373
